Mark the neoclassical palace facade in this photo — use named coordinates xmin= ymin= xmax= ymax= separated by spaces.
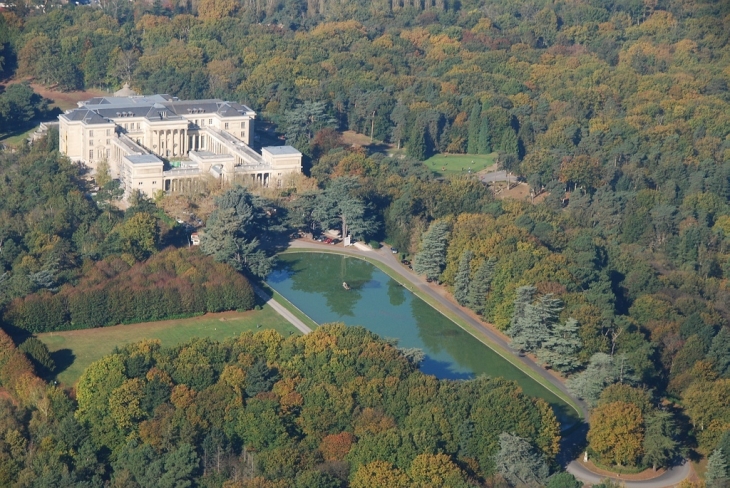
xmin=58 ymin=90 xmax=302 ymax=198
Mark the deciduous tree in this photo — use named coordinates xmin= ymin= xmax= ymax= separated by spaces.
xmin=588 ymin=401 xmax=645 ymax=467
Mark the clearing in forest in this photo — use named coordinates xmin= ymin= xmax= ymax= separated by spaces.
xmin=423 ymin=153 xmax=498 ymax=176
xmin=37 ymin=305 xmax=298 ymax=386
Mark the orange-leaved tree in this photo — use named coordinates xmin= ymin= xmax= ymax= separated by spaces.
xmin=587 ymin=401 xmax=645 ymax=466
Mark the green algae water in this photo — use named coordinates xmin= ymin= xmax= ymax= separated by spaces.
xmin=267 ymin=252 xmax=578 ymax=424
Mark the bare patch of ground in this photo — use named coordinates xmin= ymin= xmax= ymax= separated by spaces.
xmin=491 ymin=181 xmax=548 ymax=203
xmin=1 ymin=77 xmax=107 ymax=111
xmin=341 ymin=130 xmax=396 ymax=155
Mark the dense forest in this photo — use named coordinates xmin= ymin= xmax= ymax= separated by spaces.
xmin=0 ymin=324 xmax=568 ymax=487
xmin=1 ymin=0 xmax=730 ymax=484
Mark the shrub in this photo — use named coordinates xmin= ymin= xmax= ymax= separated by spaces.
xmin=19 ymin=337 xmax=55 ymax=375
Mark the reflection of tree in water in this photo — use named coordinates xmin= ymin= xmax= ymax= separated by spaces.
xmin=279 ymin=254 xmax=373 ymax=317
xmin=387 ymin=279 xmax=406 ymax=307
xmin=410 ymin=295 xmax=487 ymax=376
xmin=410 ymin=297 xmax=449 ymax=356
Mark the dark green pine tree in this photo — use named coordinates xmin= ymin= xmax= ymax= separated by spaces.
xmin=245 ymin=360 xmax=279 ymax=397
xmin=413 ymin=220 xmax=450 ymax=281
xmin=495 ymin=433 xmax=550 ymax=487
xmin=500 ymin=127 xmax=519 ymax=155
xmin=466 ymin=257 xmax=496 ymax=314
xmin=706 ymin=448 xmax=729 ymax=488
xmin=537 ymin=318 xmax=582 ymax=373
xmin=642 ymin=410 xmax=679 ymax=471
xmin=477 ymin=116 xmax=491 ymax=154
xmin=407 ymin=123 xmax=428 ymax=161
xmin=508 ymin=285 xmax=537 ymax=347
xmin=708 ymin=327 xmax=730 ymax=377
xmin=19 ymin=337 xmax=55 ymax=375
xmin=467 ymin=103 xmax=481 ymax=154
xmin=454 ymin=250 xmax=474 ymax=306
xmin=511 ymin=290 xmax=561 ymax=353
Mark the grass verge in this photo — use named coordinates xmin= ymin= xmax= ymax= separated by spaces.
xmin=38 ymin=305 xmax=298 ymax=386
xmin=589 ymin=459 xmax=650 ymax=475
xmin=279 ymin=248 xmax=583 ymax=421
xmin=1 ymin=126 xmax=36 ymax=147
xmin=260 ymin=283 xmax=319 ymax=330
xmin=423 ymin=153 xmax=497 ymax=176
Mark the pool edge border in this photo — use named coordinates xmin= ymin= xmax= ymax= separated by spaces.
xmin=277 ymin=247 xmax=584 ymax=424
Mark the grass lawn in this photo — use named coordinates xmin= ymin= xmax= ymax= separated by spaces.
xmin=423 ymin=153 xmax=498 ymax=176
xmin=38 ymin=305 xmax=299 ymax=386
xmin=0 ymin=126 xmax=37 ymax=147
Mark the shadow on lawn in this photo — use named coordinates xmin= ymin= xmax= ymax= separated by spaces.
xmin=50 ymin=349 xmax=76 ymax=380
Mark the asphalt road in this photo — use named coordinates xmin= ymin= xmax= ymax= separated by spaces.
xmin=283 ymin=240 xmax=693 ymax=487
xmin=567 ymin=460 xmax=691 ymax=488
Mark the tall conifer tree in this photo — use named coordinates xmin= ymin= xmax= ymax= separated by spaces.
xmin=466 ymin=257 xmax=495 ymax=314
xmin=453 ymin=250 xmax=473 ymax=306
xmin=467 ymin=103 xmax=481 ymax=154
xmin=413 ymin=220 xmax=450 ymax=281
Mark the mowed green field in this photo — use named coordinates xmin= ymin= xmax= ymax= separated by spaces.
xmin=38 ymin=305 xmax=299 ymax=386
xmin=423 ymin=153 xmax=498 ymax=176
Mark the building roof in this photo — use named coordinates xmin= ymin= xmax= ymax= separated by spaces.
xmin=64 ymin=95 xmax=255 ymax=127
xmin=81 ymin=95 xmax=172 ymax=108
xmin=125 ymin=154 xmax=163 ymax=165
xmin=263 ymin=145 xmax=302 ymax=156
xmin=61 ymin=109 xmax=113 ymax=125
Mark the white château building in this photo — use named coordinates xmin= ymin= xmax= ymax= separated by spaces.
xmin=58 ymin=91 xmax=302 ymax=198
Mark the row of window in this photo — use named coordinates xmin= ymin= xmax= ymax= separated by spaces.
xmin=88 ymin=139 xmax=111 ymax=146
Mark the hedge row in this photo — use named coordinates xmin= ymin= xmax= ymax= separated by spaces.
xmin=3 ymin=248 xmax=255 ymax=333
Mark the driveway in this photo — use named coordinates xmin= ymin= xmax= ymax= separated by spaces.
xmin=567 ymin=460 xmax=691 ymax=488
xmin=480 ymin=169 xmax=511 ymax=184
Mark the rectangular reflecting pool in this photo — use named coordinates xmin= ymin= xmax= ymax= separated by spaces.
xmin=267 ymin=252 xmax=578 ymax=424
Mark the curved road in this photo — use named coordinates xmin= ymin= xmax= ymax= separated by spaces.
xmin=282 ymin=240 xmax=691 ymax=488
xmin=567 ymin=461 xmax=690 ymax=488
